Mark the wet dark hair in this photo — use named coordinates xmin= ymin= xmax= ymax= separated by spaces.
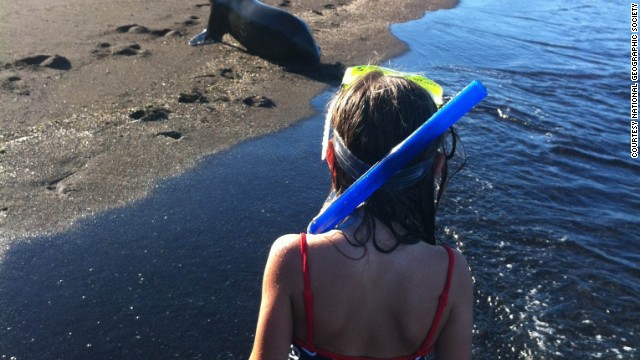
xmin=328 ymin=71 xmax=464 ymax=251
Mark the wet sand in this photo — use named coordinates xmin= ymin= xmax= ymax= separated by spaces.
xmin=0 ymin=0 xmax=456 ymax=239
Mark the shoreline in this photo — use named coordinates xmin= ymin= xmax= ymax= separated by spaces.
xmin=0 ymin=0 xmax=457 ymax=240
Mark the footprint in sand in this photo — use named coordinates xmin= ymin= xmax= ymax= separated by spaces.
xmin=0 ymin=72 xmax=22 ymax=91
xmin=112 ymin=43 xmax=143 ymax=56
xmin=182 ymin=16 xmax=201 ymax=27
xmin=178 ymin=89 xmax=209 ymax=104
xmin=44 ymin=172 xmax=79 ymax=197
xmin=2 ymin=56 xmax=70 ymax=95
xmin=156 ymin=131 xmax=183 ymax=140
xmin=242 ymin=95 xmax=276 ymax=108
xmin=91 ymin=42 xmax=113 ymax=58
xmin=0 ymin=68 xmax=31 ymax=95
xmin=91 ymin=23 xmax=184 ymax=58
xmin=220 ymin=68 xmax=236 ymax=79
xmin=115 ymin=24 xmax=175 ymax=37
xmin=91 ymin=42 xmax=148 ymax=58
xmin=128 ymin=106 xmax=171 ymax=122
xmin=14 ymin=55 xmax=72 ymax=70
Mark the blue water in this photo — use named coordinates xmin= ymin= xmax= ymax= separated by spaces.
xmin=390 ymin=0 xmax=638 ymax=358
xmin=1 ymin=0 xmax=638 ymax=359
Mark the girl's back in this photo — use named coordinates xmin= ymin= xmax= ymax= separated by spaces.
xmin=286 ymin=226 xmax=470 ymax=358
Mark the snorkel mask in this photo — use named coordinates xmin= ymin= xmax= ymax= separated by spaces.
xmin=342 ymin=65 xmax=444 ymax=106
xmin=321 ymin=65 xmax=444 ymax=161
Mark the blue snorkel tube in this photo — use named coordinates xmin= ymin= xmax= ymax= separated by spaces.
xmin=307 ymin=80 xmax=488 ymax=234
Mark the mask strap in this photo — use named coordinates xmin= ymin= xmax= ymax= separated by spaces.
xmin=321 ymin=110 xmax=332 ymax=161
xmin=332 ymin=132 xmax=433 ymax=191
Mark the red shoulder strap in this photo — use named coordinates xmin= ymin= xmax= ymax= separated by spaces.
xmin=300 ymin=233 xmax=315 ymax=348
xmin=418 ymin=245 xmax=455 ymax=354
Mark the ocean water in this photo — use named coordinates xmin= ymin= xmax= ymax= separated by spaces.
xmin=1 ymin=0 xmax=638 ymax=359
xmin=390 ymin=0 xmax=638 ymax=358
xmin=393 ymin=0 xmax=640 ymax=359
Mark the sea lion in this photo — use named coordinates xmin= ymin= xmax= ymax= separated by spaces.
xmin=189 ymin=0 xmax=321 ymax=65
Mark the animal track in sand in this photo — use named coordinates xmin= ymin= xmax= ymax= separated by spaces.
xmin=219 ymin=68 xmax=236 ymax=79
xmin=1 ymin=55 xmax=70 ymax=95
xmin=128 ymin=106 xmax=171 ymax=122
xmin=115 ymin=24 xmax=174 ymax=37
xmin=0 ymin=72 xmax=22 ymax=91
xmin=91 ymin=42 xmax=149 ymax=58
xmin=182 ymin=16 xmax=201 ymax=27
xmin=91 ymin=23 xmax=186 ymax=58
xmin=90 ymin=43 xmax=113 ymax=58
xmin=156 ymin=131 xmax=183 ymax=140
xmin=45 ymin=172 xmax=79 ymax=197
xmin=178 ymin=89 xmax=209 ymax=104
xmin=242 ymin=95 xmax=276 ymax=108
xmin=14 ymin=55 xmax=72 ymax=70
xmin=112 ymin=43 xmax=143 ymax=56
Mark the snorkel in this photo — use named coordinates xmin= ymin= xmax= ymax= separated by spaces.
xmin=308 ymin=67 xmax=488 ymax=234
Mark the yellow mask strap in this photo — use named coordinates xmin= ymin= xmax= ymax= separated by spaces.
xmin=342 ymin=65 xmax=444 ymax=107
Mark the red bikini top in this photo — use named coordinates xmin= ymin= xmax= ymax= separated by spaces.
xmin=293 ymin=233 xmax=455 ymax=360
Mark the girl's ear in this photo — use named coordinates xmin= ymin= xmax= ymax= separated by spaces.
xmin=326 ymin=139 xmax=336 ymax=171
xmin=434 ymin=152 xmax=445 ymax=177
xmin=326 ymin=140 xmax=337 ymax=181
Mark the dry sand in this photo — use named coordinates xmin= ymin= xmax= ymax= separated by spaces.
xmin=0 ymin=0 xmax=456 ymax=239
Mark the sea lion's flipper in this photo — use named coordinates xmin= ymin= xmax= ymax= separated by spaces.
xmin=188 ymin=29 xmax=214 ymax=46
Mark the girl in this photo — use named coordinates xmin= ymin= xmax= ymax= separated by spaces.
xmin=250 ymin=67 xmax=473 ymax=360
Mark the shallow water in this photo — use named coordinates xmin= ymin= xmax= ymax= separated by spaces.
xmin=1 ymin=0 xmax=638 ymax=359
xmin=0 ymin=93 xmax=332 ymax=358
xmin=391 ymin=0 xmax=638 ymax=358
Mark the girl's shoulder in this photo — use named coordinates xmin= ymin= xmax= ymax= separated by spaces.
xmin=267 ymin=232 xmax=339 ymax=274
xmin=270 ymin=232 xmax=334 ymax=255
xmin=440 ymin=244 xmax=473 ymax=308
